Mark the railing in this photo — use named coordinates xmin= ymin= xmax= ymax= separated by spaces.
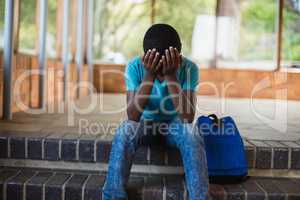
xmin=0 ymin=53 xmax=90 ymax=118
xmin=2 ymin=0 xmax=94 ymax=120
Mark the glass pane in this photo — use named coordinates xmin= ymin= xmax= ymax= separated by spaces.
xmin=19 ymin=0 xmax=37 ymax=54
xmin=216 ymin=0 xmax=278 ymax=70
xmin=47 ymin=0 xmax=57 ymax=58
xmin=0 ymin=0 xmax=5 ymax=49
xmin=156 ymin=0 xmax=216 ymax=68
xmin=93 ymin=0 xmax=150 ymax=64
xmin=282 ymin=0 xmax=300 ymax=68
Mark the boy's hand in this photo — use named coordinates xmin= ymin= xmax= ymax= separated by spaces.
xmin=161 ymin=47 xmax=181 ymax=78
xmin=142 ymin=48 xmax=160 ymax=77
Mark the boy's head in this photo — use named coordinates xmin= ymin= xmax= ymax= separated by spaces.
xmin=143 ymin=24 xmax=182 ymax=57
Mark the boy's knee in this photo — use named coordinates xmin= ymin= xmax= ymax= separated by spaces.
xmin=114 ymin=120 xmax=140 ymax=141
xmin=180 ymin=130 xmax=196 ymax=141
xmin=169 ymin=119 xmax=194 ymax=134
xmin=170 ymin=118 xmax=193 ymax=127
xmin=172 ymin=121 xmax=203 ymax=146
xmin=178 ymin=132 xmax=205 ymax=153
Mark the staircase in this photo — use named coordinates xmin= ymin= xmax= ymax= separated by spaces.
xmin=1 ymin=130 xmax=300 ymax=200
xmin=1 ymin=167 xmax=300 ymax=200
xmin=1 ymin=131 xmax=300 ymax=171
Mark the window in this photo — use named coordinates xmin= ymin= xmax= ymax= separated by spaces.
xmin=0 ymin=0 xmax=58 ymax=56
xmin=47 ymin=0 xmax=57 ymax=58
xmin=19 ymin=0 xmax=58 ymax=56
xmin=0 ymin=0 xmax=297 ymax=71
xmin=93 ymin=0 xmax=217 ymax=65
xmin=0 ymin=0 xmax=5 ymax=49
xmin=19 ymin=0 xmax=37 ymax=54
xmin=282 ymin=0 xmax=300 ymax=68
xmin=93 ymin=0 xmax=150 ymax=64
xmin=215 ymin=0 xmax=278 ymax=70
xmin=155 ymin=0 xmax=217 ymax=68
xmin=93 ymin=0 xmax=281 ymax=70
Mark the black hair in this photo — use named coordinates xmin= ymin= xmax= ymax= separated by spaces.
xmin=143 ymin=23 xmax=182 ymax=56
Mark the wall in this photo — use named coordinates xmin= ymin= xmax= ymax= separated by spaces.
xmin=1 ymin=54 xmax=299 ymax=119
xmin=93 ymin=63 xmax=300 ymax=100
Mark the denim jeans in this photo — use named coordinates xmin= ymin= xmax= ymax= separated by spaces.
xmin=103 ymin=118 xmax=209 ymax=200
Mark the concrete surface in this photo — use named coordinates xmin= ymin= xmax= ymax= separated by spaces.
xmin=0 ymin=94 xmax=299 ymax=141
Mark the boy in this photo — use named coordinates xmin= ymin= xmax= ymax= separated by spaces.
xmin=103 ymin=24 xmax=209 ymax=200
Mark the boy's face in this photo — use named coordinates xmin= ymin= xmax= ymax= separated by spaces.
xmin=145 ymin=46 xmax=181 ymax=61
xmin=142 ymin=46 xmax=182 ymax=78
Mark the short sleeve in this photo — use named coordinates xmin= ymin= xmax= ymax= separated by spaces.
xmin=182 ymin=63 xmax=199 ymax=91
xmin=125 ymin=60 xmax=141 ymax=91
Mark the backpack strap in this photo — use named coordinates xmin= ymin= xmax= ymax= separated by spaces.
xmin=208 ymin=114 xmax=222 ymax=128
xmin=208 ymin=114 xmax=218 ymax=123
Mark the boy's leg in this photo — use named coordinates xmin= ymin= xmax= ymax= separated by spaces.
xmin=165 ymin=119 xmax=209 ymax=200
xmin=103 ymin=120 xmax=145 ymax=200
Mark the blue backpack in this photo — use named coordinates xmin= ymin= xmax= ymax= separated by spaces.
xmin=197 ymin=114 xmax=248 ymax=184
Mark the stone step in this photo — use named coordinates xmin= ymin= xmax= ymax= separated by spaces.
xmin=1 ymin=167 xmax=300 ymax=200
xmin=1 ymin=131 xmax=300 ymax=171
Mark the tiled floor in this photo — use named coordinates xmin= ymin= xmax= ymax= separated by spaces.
xmin=0 ymin=94 xmax=300 ymax=141
xmin=0 ymin=168 xmax=300 ymax=200
xmin=1 ymin=167 xmax=300 ymax=200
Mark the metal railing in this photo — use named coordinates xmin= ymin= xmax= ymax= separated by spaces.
xmin=38 ymin=0 xmax=48 ymax=109
xmin=2 ymin=0 xmax=94 ymax=120
xmin=3 ymin=0 xmax=15 ymax=120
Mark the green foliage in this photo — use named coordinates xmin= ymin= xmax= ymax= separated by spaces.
xmin=93 ymin=0 xmax=216 ymax=61
xmin=239 ymin=0 xmax=277 ymax=60
xmin=93 ymin=0 xmax=150 ymax=60
xmin=240 ymin=0 xmax=300 ymax=61
xmin=283 ymin=5 xmax=300 ymax=60
xmin=0 ymin=0 xmax=57 ymax=52
xmin=19 ymin=0 xmax=37 ymax=51
xmin=242 ymin=0 xmax=276 ymax=33
xmin=155 ymin=0 xmax=216 ymax=56
xmin=0 ymin=0 xmax=4 ymax=29
xmin=47 ymin=0 xmax=57 ymax=35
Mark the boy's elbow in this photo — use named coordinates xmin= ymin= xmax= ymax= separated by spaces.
xmin=127 ymin=115 xmax=139 ymax=122
xmin=180 ymin=113 xmax=195 ymax=123
xmin=126 ymin=109 xmax=141 ymax=122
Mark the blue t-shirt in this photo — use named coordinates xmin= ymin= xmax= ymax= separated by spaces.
xmin=125 ymin=56 xmax=199 ymax=122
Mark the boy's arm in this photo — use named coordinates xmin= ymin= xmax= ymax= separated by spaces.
xmin=126 ymin=73 xmax=155 ymax=122
xmin=162 ymin=47 xmax=196 ymax=123
xmin=164 ymin=76 xmax=196 ymax=123
xmin=126 ymin=49 xmax=161 ymax=122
